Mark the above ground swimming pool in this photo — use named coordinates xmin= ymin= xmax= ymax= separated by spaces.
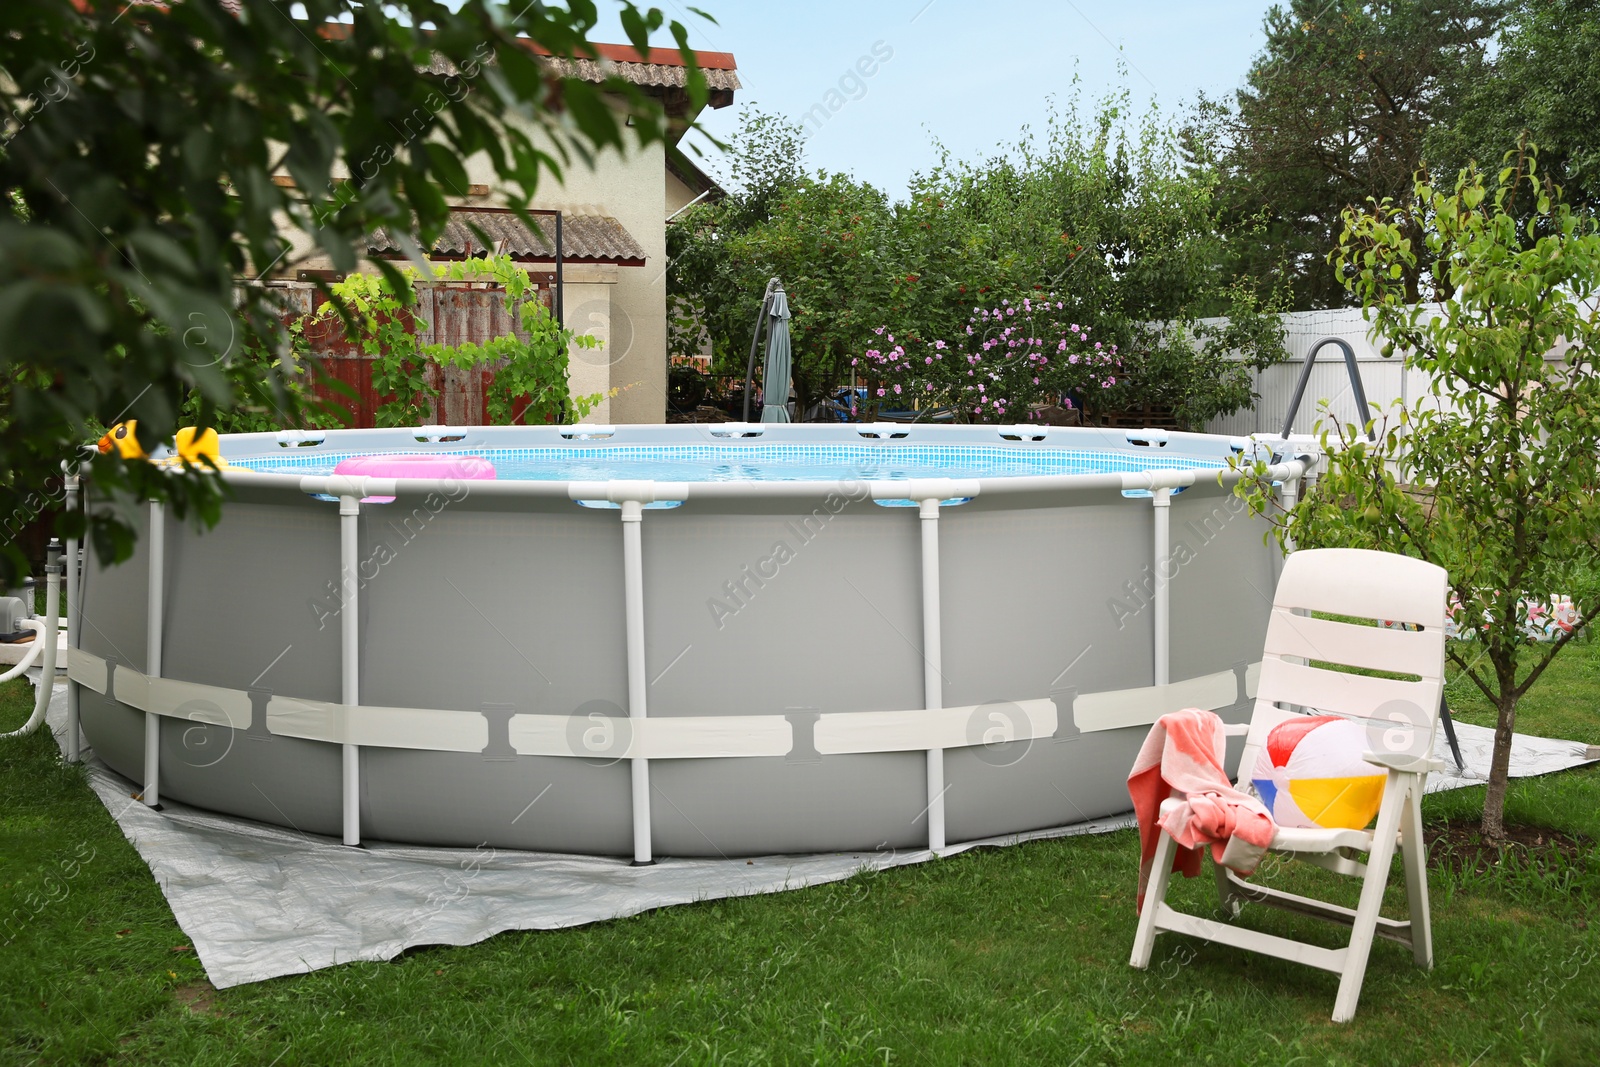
xmin=67 ymin=422 xmax=1309 ymax=860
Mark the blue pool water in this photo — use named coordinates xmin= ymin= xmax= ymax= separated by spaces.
xmin=234 ymin=444 xmax=1220 ymax=483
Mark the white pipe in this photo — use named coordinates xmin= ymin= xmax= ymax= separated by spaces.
xmin=235 ymin=458 xmax=1311 ymax=506
xmin=65 ymin=471 xmax=81 ymax=762
xmin=144 ymin=501 xmax=163 ymax=808
xmin=621 ymin=499 xmax=652 ymax=865
xmin=340 ymin=495 xmax=362 ymax=847
xmin=1152 ymin=488 xmax=1171 ymax=688
xmin=1280 ymin=472 xmax=1300 ymax=555
xmin=919 ymin=497 xmax=946 ymax=853
xmin=0 ymin=544 xmax=61 ymax=740
xmin=664 ymin=187 xmax=712 ymax=223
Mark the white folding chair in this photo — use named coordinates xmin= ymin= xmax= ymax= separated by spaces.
xmin=1129 ymin=547 xmax=1448 ymax=1023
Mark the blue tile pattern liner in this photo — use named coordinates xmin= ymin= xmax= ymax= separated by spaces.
xmin=233 ymin=444 xmax=1222 ymax=483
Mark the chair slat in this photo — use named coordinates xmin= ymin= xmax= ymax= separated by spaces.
xmin=1272 ymin=548 xmax=1448 ymax=628
xmin=1257 ymin=657 xmax=1442 ymax=723
xmin=1265 ymin=608 xmax=1446 ymax=680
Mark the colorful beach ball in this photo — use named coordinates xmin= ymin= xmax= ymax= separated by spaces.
xmin=1251 ymin=716 xmax=1385 ymax=830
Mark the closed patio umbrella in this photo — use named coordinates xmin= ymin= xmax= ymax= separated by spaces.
xmin=760 ymin=286 xmax=793 ymax=423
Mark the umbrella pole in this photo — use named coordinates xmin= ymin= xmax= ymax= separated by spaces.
xmin=743 ymin=279 xmax=780 ymax=423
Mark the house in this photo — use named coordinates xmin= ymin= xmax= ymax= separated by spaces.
xmin=274 ymin=40 xmax=739 ymax=425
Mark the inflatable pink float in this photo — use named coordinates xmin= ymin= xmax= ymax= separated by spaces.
xmin=333 ymin=453 xmax=496 ymax=502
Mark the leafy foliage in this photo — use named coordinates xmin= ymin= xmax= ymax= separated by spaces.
xmin=669 ymin=98 xmax=1289 ymax=427
xmin=1426 ymin=0 xmax=1600 ymax=215
xmin=1235 ymin=152 xmax=1600 ymax=838
xmin=859 ymin=297 xmax=1119 ymax=421
xmin=0 ymin=0 xmax=704 ymax=581
xmin=1213 ymin=0 xmax=1506 ymax=309
xmin=304 ymin=256 xmax=604 ymax=428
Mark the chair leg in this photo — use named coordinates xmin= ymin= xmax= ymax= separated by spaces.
xmin=1332 ymin=773 xmax=1406 ymax=1023
xmin=1213 ymin=853 xmax=1242 ymax=918
xmin=1130 ymin=831 xmax=1179 ymax=969
xmin=1399 ymin=781 xmax=1433 ymax=968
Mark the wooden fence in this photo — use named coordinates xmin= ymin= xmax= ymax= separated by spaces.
xmin=267 ymin=280 xmax=554 ymax=428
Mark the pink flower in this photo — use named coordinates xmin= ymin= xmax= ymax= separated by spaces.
xmin=893 ymin=384 xmax=902 ymax=394
xmin=876 ymin=388 xmax=886 ymax=397
xmin=925 ymin=357 xmax=933 ymax=365
xmin=934 ymin=339 xmax=946 ymax=349
xmin=978 ymin=383 xmax=985 ymax=392
xmin=873 ymin=326 xmax=884 ymax=336
xmin=1070 ymin=324 xmax=1079 ymax=332
xmin=925 ymin=383 xmax=933 ymax=391
xmin=851 ymin=358 xmax=858 ymax=366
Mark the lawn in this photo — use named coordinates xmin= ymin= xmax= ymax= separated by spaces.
xmin=2 ymin=641 xmax=1597 ymax=1066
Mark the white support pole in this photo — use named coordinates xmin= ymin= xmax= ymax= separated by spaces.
xmin=143 ymin=500 xmax=164 ymax=808
xmin=620 ymin=500 xmax=652 ymax=865
xmin=1151 ymin=488 xmax=1172 ymax=688
xmin=339 ymin=495 xmax=362 ymax=847
xmin=64 ymin=470 xmax=81 ymax=764
xmin=1280 ymin=471 xmax=1300 ymax=556
xmin=918 ymin=497 xmax=946 ymax=853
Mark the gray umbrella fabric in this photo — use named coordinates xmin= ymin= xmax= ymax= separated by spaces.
xmin=760 ymin=289 xmax=793 ymax=423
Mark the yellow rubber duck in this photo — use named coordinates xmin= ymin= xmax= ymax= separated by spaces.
xmin=173 ymin=426 xmax=228 ymax=470
xmin=97 ymin=421 xmax=146 ymax=459
xmin=96 ymin=422 xmax=229 ymax=469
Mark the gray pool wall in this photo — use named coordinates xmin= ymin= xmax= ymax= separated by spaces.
xmin=73 ymin=422 xmax=1282 ymax=856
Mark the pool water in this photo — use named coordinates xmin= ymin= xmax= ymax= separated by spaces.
xmin=234 ymin=444 xmax=1219 ymax=483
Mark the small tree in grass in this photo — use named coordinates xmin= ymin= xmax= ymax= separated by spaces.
xmin=1240 ymin=149 xmax=1600 ymax=841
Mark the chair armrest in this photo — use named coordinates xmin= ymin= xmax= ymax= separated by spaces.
xmin=1223 ymin=723 xmax=1250 ymax=737
xmin=1361 ymin=751 xmax=1448 ymax=774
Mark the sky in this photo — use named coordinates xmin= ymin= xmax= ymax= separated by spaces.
xmin=584 ymin=0 xmax=1279 ymax=198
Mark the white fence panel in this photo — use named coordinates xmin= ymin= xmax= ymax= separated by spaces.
xmin=1202 ymin=307 xmax=1427 ymax=438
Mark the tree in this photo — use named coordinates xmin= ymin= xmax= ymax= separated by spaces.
xmin=670 ymin=99 xmax=1290 ymax=427
xmin=1426 ymin=0 xmax=1600 ymax=215
xmin=1240 ymin=151 xmax=1600 ymax=841
xmin=1218 ymin=0 xmax=1505 ymax=309
xmin=0 ymin=0 xmax=705 ymax=581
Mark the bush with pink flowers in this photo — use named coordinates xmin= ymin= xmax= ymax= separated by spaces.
xmin=855 ymin=294 xmax=1120 ymax=421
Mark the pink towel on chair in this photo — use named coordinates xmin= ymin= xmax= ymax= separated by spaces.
xmin=1127 ymin=708 xmax=1276 ymax=909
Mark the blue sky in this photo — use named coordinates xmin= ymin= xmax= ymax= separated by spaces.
xmin=586 ymin=0 xmax=1278 ymax=197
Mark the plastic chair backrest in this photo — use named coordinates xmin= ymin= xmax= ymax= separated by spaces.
xmin=1238 ymin=548 xmax=1449 ymax=784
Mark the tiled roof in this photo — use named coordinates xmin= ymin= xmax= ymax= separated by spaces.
xmin=120 ymin=0 xmax=242 ymax=9
xmin=423 ymin=46 xmax=739 ymax=93
xmin=539 ymin=55 xmax=740 ymax=92
xmin=370 ymin=209 xmax=647 ymax=266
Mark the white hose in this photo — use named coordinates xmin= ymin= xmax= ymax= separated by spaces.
xmin=1 ymin=547 xmax=62 ymax=739
xmin=0 ymin=619 xmax=48 ymax=684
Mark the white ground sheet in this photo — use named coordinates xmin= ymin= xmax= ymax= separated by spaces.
xmin=36 ymin=682 xmax=1595 ymax=989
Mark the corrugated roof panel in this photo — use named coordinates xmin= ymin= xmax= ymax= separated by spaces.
xmin=370 ymin=210 xmax=647 ymax=265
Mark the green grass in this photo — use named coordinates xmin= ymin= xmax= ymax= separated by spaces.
xmin=2 ymin=643 xmax=1598 ymax=1066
